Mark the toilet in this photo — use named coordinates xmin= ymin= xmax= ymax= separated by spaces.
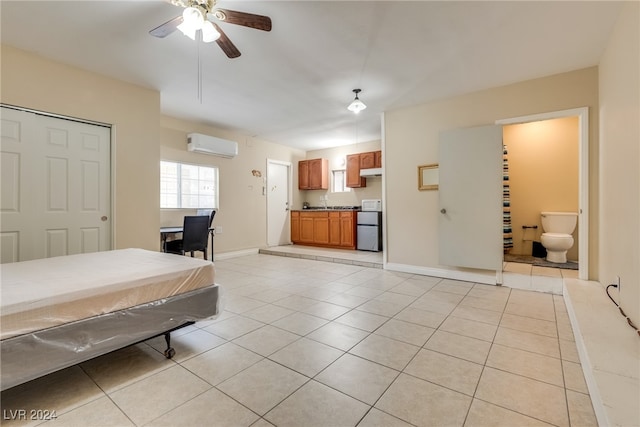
xmin=540 ymin=212 xmax=578 ymax=263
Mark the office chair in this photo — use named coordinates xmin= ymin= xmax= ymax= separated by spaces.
xmin=165 ymin=215 xmax=210 ymax=260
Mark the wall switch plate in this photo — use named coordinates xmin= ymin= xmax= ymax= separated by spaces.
xmin=216 ymin=226 xmax=223 ymax=234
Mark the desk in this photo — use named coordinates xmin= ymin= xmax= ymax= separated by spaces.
xmin=160 ymin=227 xmax=215 ymax=261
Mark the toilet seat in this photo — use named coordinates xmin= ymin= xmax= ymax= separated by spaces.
xmin=542 ymin=232 xmax=572 ymax=238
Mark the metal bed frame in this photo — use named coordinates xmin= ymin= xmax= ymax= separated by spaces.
xmin=1 ymin=284 xmax=219 ymax=391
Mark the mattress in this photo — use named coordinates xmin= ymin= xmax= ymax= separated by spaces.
xmin=0 ymin=248 xmax=215 ymax=340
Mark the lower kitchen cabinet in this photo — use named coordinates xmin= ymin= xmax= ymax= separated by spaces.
xmin=291 ymin=210 xmax=356 ymax=249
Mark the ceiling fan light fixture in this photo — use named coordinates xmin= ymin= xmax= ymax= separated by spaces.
xmin=201 ymin=21 xmax=221 ymax=43
xmin=347 ymin=89 xmax=367 ymax=113
xmin=177 ymin=6 xmax=205 ymax=39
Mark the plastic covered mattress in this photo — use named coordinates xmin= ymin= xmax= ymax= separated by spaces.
xmin=0 ymin=248 xmax=219 ymax=390
xmin=1 ymin=248 xmax=215 ymax=340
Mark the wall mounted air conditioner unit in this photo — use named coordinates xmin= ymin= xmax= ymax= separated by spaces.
xmin=187 ymin=133 xmax=238 ymax=158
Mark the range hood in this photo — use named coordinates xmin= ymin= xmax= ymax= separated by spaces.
xmin=360 ymin=168 xmax=383 ymax=177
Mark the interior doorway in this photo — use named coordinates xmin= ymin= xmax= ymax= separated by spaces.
xmin=266 ymin=159 xmax=292 ymax=247
xmin=0 ymin=105 xmax=112 ymax=262
xmin=497 ymin=107 xmax=589 ymax=280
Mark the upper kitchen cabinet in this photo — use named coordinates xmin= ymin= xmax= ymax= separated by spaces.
xmin=346 ymin=150 xmax=381 ymax=188
xmin=346 ymin=154 xmax=366 ymax=188
xmin=298 ymin=158 xmax=328 ymax=190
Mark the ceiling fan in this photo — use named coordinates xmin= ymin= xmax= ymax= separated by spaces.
xmin=149 ymin=0 xmax=272 ymax=59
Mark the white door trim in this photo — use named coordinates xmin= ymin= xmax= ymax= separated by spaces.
xmin=266 ymin=159 xmax=292 ymax=246
xmin=496 ymin=107 xmax=589 ymax=280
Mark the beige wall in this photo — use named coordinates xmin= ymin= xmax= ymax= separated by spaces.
xmin=599 ymin=1 xmax=639 ymax=323
xmin=504 ymin=117 xmax=579 ymax=260
xmin=1 ymin=45 xmax=161 ymax=251
xmin=384 ymin=67 xmax=599 ymax=277
xmin=304 ymin=140 xmax=382 ymax=207
xmin=159 ymin=116 xmax=306 ymax=254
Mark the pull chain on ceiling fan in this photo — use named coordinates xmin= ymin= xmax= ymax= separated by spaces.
xmin=149 ymin=0 xmax=272 ymax=59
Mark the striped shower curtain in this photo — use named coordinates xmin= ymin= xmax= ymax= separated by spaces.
xmin=503 ymin=144 xmax=513 ymax=252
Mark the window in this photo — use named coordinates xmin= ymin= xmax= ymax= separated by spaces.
xmin=161 ymin=161 xmax=219 ymax=209
xmin=332 ymin=170 xmax=351 ymax=193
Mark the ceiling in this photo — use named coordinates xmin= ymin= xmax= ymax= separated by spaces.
xmin=0 ymin=1 xmax=622 ymax=151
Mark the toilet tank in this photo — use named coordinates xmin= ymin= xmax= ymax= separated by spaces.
xmin=541 ymin=212 xmax=578 ymax=234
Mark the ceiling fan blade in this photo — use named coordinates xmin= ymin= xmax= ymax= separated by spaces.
xmin=213 ymin=23 xmax=241 ymax=59
xmin=214 ymin=9 xmax=272 ymax=32
xmin=149 ymin=15 xmax=183 ymax=38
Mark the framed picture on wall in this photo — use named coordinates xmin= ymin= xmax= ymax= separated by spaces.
xmin=418 ymin=163 xmax=439 ymax=190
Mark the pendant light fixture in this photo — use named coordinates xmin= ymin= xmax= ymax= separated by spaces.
xmin=347 ymin=89 xmax=367 ymax=113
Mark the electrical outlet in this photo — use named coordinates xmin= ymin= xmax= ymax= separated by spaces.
xmin=616 ymin=276 xmax=621 ymax=293
xmin=216 ymin=226 xmax=223 ymax=234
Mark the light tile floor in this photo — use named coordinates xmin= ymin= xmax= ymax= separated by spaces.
xmin=1 ymin=253 xmax=598 ymax=427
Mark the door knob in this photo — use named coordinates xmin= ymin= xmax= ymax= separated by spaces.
xmin=101 ymin=216 xmax=108 ymax=221
xmin=440 ymin=209 xmax=447 ymax=214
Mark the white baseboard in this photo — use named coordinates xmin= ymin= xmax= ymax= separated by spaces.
xmin=214 ymin=248 xmax=259 ymax=260
xmin=384 ymin=262 xmax=498 ymax=285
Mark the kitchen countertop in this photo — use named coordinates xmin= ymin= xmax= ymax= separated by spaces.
xmin=293 ymin=206 xmax=361 ymax=211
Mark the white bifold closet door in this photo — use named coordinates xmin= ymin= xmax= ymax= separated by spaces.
xmin=438 ymin=125 xmax=503 ymax=272
xmin=0 ymin=107 xmax=111 ymax=263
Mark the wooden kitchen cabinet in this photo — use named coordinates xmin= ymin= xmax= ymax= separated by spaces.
xmin=346 ymin=154 xmax=366 ymax=188
xmin=291 ymin=210 xmax=356 ymax=249
xmin=359 ymin=151 xmax=376 ymax=169
xmin=291 ymin=211 xmax=300 ymax=242
xmin=298 ymin=161 xmax=310 ymax=190
xmin=298 ymin=158 xmax=328 ymax=190
xmin=374 ymin=150 xmax=382 ymax=168
xmin=340 ymin=212 xmax=356 ymax=247
xmin=328 ymin=212 xmax=341 ymax=246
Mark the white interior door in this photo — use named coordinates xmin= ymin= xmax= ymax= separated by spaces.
xmin=439 ymin=125 xmax=503 ymax=271
xmin=267 ymin=160 xmax=291 ymax=246
xmin=0 ymin=107 xmax=111 ymax=262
